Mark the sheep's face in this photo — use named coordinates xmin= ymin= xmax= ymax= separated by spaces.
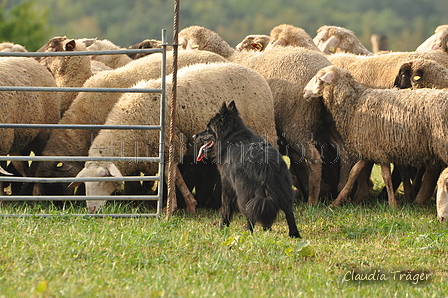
xmin=436 ymin=169 xmax=448 ymax=223
xmin=235 ymin=35 xmax=269 ymax=52
xmin=303 ymin=69 xmax=335 ymax=101
xmin=69 ymin=162 xmax=124 ymax=213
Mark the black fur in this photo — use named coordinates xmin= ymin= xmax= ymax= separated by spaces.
xmin=193 ymin=101 xmax=301 ymax=238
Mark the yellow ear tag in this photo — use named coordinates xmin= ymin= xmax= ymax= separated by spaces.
xmin=56 ymin=162 xmax=64 ymax=168
xmin=191 ymin=44 xmax=199 ymax=49
xmin=413 ymin=76 xmax=421 ymax=81
xmin=329 ymin=46 xmax=335 ymax=53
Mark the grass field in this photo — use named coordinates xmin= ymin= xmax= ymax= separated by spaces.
xmin=1 ymin=168 xmax=447 ymax=297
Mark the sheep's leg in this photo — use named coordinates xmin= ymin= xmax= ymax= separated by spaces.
xmin=396 ymin=165 xmax=415 ymax=202
xmin=175 ymin=165 xmax=197 ymax=214
xmin=305 ymin=144 xmax=322 ymax=205
xmin=414 ymin=164 xmax=442 ymax=204
xmin=380 ymin=163 xmax=398 ymax=208
xmin=352 ymin=161 xmax=374 ymax=204
xmin=411 ymin=166 xmax=426 ymax=195
xmin=331 ymin=159 xmax=369 ymax=207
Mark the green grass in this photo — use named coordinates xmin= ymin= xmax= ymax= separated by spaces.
xmin=0 ymin=165 xmax=447 ymax=297
xmin=0 ymin=199 xmax=447 ymax=298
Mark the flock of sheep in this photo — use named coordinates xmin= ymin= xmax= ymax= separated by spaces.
xmin=1 ymin=23 xmax=448 ymax=222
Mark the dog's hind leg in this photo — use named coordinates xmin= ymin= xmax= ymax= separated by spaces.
xmin=283 ymin=209 xmax=301 ymax=238
xmin=246 ymin=220 xmax=255 ymax=233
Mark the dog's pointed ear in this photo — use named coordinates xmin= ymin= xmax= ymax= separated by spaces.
xmin=228 ymin=100 xmax=237 ymax=112
xmin=219 ymin=101 xmax=228 ymax=114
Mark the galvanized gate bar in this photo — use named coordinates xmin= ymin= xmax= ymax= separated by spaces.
xmin=0 ymin=156 xmax=161 ymax=162
xmin=0 ymin=176 xmax=160 ymax=183
xmin=0 ymin=48 xmax=163 ymax=57
xmin=0 ymin=124 xmax=162 ymax=130
xmin=0 ymin=196 xmax=160 ymax=201
xmin=0 ymin=86 xmax=163 ymax=93
xmin=0 ymin=29 xmax=168 ymax=218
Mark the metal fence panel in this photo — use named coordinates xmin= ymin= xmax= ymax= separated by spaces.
xmin=0 ymin=30 xmax=168 ymax=218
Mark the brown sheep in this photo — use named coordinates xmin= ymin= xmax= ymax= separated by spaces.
xmin=0 ymin=57 xmax=60 ymax=194
xmin=265 ymin=24 xmax=321 ymax=51
xmin=235 ymin=34 xmax=270 ymax=52
xmin=178 ymin=25 xmax=337 ymax=204
xmin=436 ymin=167 xmax=448 ymax=223
xmin=416 ymin=25 xmax=448 ymax=52
xmin=329 ymin=51 xmax=448 ymax=89
xmin=0 ymin=42 xmax=27 ymax=52
xmin=71 ymin=62 xmax=277 ymax=213
xmin=127 ymin=39 xmax=173 ymax=59
xmin=313 ymin=25 xmax=373 ymax=56
xmin=32 ymin=50 xmax=228 ymax=199
xmin=303 ymin=65 xmax=448 ymax=208
xmin=394 ymin=59 xmax=448 ymax=89
xmin=37 ymin=36 xmax=93 ymax=114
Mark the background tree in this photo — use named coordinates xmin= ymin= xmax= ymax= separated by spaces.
xmin=0 ymin=0 xmax=52 ymax=51
xmin=4 ymin=0 xmax=448 ymax=52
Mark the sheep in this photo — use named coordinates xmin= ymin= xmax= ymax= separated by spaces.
xmin=329 ymin=50 xmax=448 ymax=89
xmin=264 ymin=24 xmax=321 ymax=51
xmin=436 ymin=167 xmax=448 ymax=223
xmin=393 ymin=59 xmax=448 ymax=89
xmin=303 ymin=65 xmax=448 ymax=208
xmin=178 ymin=25 xmax=337 ymax=204
xmin=32 ymin=49 xmax=228 ymax=198
xmin=0 ymin=57 xmax=60 ymax=194
xmin=178 ymin=25 xmax=235 ymax=59
xmin=85 ymin=38 xmax=133 ymax=68
xmin=235 ymin=34 xmax=270 ymax=52
xmin=416 ymin=25 xmax=448 ymax=52
xmin=127 ymin=39 xmax=173 ymax=59
xmin=0 ymin=42 xmax=27 ymax=52
xmin=70 ymin=62 xmax=277 ymax=213
xmin=328 ymin=51 xmax=448 ymax=202
xmin=313 ymin=25 xmax=373 ymax=55
xmin=37 ymin=36 xmax=94 ymax=114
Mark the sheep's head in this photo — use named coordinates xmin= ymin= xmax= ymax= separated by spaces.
xmin=235 ymin=35 xmax=270 ymax=52
xmin=393 ymin=59 xmax=448 ymax=89
xmin=432 ymin=25 xmax=448 ymax=52
xmin=303 ymin=66 xmax=337 ymax=101
xmin=69 ymin=162 xmax=123 ymax=213
xmin=436 ymin=167 xmax=448 ymax=223
xmin=265 ymin=24 xmax=318 ymax=51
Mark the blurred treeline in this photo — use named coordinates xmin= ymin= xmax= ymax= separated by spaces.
xmin=2 ymin=0 xmax=448 ymax=51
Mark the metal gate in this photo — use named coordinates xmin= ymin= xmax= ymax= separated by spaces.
xmin=0 ymin=30 xmax=168 ymax=218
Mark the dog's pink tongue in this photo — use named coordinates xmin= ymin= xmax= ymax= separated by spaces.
xmin=197 ymin=141 xmax=212 ymax=161
xmin=197 ymin=143 xmax=207 ymax=161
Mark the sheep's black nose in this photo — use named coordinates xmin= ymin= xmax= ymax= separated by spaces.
xmin=192 ymin=134 xmax=198 ymax=140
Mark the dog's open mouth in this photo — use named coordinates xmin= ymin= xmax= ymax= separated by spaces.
xmin=197 ymin=140 xmax=214 ymax=161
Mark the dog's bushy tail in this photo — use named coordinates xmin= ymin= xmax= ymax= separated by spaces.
xmin=246 ymin=185 xmax=280 ymax=229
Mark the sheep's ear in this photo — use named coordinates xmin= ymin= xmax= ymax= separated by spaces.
xmin=320 ymin=35 xmax=340 ymax=54
xmin=65 ymin=40 xmax=76 ymax=51
xmin=319 ymin=71 xmax=335 ymax=83
xmin=106 ymin=163 xmax=123 ymax=177
xmin=0 ymin=166 xmax=13 ymax=175
xmin=272 ymin=38 xmax=288 ymax=47
xmin=68 ymin=167 xmax=89 ymax=188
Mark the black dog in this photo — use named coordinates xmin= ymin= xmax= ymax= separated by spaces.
xmin=193 ymin=101 xmax=301 ymax=238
